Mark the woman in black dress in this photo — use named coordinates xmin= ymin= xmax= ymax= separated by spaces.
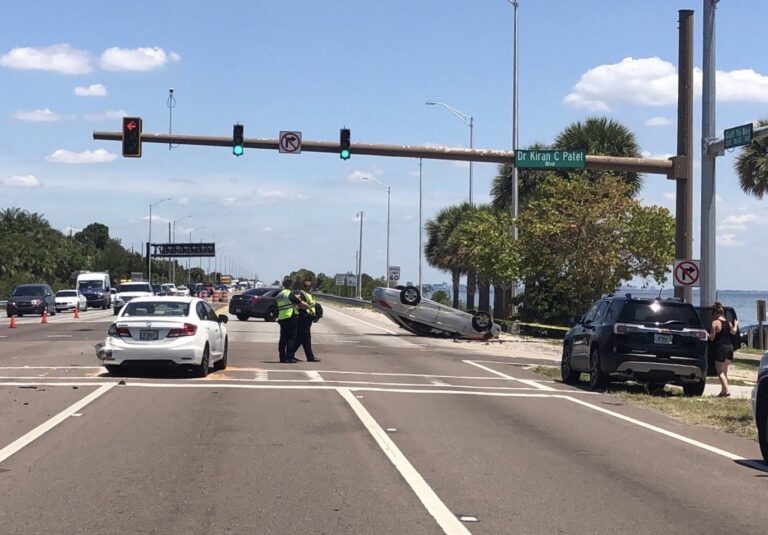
xmin=708 ymin=301 xmax=739 ymax=398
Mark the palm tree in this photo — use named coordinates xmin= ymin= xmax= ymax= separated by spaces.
xmin=424 ymin=203 xmax=472 ymax=309
xmin=735 ymin=118 xmax=768 ymax=198
xmin=490 ymin=142 xmax=552 ymax=213
xmin=553 ymin=116 xmax=643 ymax=195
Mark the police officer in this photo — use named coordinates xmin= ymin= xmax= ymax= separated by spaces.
xmin=288 ymin=278 xmax=321 ymax=362
xmin=276 ymin=278 xmax=300 ymax=363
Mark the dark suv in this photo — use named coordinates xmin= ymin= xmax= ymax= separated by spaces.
xmin=6 ymin=283 xmax=56 ymax=317
xmin=562 ymin=295 xmax=709 ymax=395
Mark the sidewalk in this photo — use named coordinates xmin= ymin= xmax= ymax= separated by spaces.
xmin=703 ymin=383 xmax=753 ymax=400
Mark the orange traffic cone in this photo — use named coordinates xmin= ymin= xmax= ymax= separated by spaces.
xmin=41 ymin=309 xmax=48 ymax=324
xmin=9 ymin=315 xmax=16 ymax=328
xmin=73 ymin=305 xmax=80 ymax=319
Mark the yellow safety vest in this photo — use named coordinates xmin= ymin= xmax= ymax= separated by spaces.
xmin=301 ymin=290 xmax=316 ymax=316
xmin=276 ymin=289 xmax=295 ymax=320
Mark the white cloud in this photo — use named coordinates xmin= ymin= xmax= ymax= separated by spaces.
xmin=99 ymin=47 xmax=181 ymax=71
xmin=260 ymin=226 xmax=273 ymax=232
xmin=718 ymin=213 xmax=765 ymax=231
xmin=645 ymin=116 xmax=671 ymax=127
xmin=83 ymin=110 xmax=127 ymax=121
xmin=641 ymin=150 xmax=674 ymax=161
xmin=74 ymin=83 xmax=107 ymax=96
xmin=1 ymin=174 xmax=41 ymax=188
xmin=222 ymin=196 xmax=237 ymax=204
xmin=565 ymin=57 xmax=768 ymax=111
xmin=177 ymin=197 xmax=191 ymax=205
xmin=0 ymin=44 xmax=92 ymax=74
xmin=46 ymin=148 xmax=116 ymax=164
xmin=662 ymin=192 xmax=676 ymax=201
xmin=12 ymin=108 xmax=72 ymax=122
xmin=717 ymin=234 xmax=745 ymax=247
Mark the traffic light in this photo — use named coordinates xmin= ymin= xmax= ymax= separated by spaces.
xmin=122 ymin=116 xmax=142 ymax=158
xmin=233 ymin=124 xmax=244 ymax=156
xmin=339 ymin=128 xmax=351 ymax=160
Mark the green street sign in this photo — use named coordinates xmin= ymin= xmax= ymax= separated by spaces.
xmin=724 ymin=123 xmax=753 ymax=149
xmin=515 ymin=149 xmax=586 ymax=170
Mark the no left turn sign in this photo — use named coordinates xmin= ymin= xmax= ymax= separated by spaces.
xmin=673 ymin=259 xmax=700 ymax=287
xmin=279 ymin=131 xmax=302 ymax=154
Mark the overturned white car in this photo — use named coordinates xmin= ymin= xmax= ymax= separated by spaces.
xmin=372 ymin=286 xmax=501 ymax=340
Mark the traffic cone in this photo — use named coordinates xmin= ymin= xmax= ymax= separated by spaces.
xmin=73 ymin=305 xmax=80 ymax=319
xmin=9 ymin=315 xmax=16 ymax=328
xmin=41 ymin=310 xmax=48 ymax=324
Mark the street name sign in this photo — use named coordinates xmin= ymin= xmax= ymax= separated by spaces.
xmin=724 ymin=123 xmax=753 ymax=150
xmin=515 ymin=149 xmax=586 ymax=170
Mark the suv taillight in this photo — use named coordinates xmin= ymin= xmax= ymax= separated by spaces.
xmin=249 ymin=296 xmax=260 ymax=304
xmin=167 ymin=323 xmax=197 ymax=338
xmin=614 ymin=323 xmax=631 ymax=334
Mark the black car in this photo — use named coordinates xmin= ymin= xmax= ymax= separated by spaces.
xmin=228 ymin=287 xmax=280 ymax=322
xmin=752 ymin=355 xmax=768 ymax=462
xmin=6 ymin=283 xmax=57 ymax=317
xmin=562 ymin=295 xmax=709 ymax=395
xmin=694 ymin=305 xmax=741 ymax=376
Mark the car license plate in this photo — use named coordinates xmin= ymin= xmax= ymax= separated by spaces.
xmin=235 ymin=308 xmax=241 ymax=313
xmin=654 ymin=333 xmax=673 ymax=345
xmin=139 ymin=329 xmax=158 ymax=341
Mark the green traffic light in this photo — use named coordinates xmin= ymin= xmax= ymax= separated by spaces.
xmin=340 ymin=149 xmax=350 ymax=160
xmin=233 ymin=145 xmax=244 ymax=156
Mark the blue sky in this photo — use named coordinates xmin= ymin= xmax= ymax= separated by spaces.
xmin=2 ymin=1 xmax=768 ymax=291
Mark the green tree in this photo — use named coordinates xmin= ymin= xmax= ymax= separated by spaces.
xmin=74 ymin=222 xmax=110 ymax=250
xmin=734 ymin=118 xmax=768 ymax=198
xmin=430 ymin=290 xmax=450 ymax=305
xmin=490 ymin=142 xmax=553 ymax=213
xmin=553 ymin=116 xmax=643 ymax=195
xmin=517 ymin=175 xmax=674 ymax=324
xmin=424 ymin=203 xmax=473 ymax=309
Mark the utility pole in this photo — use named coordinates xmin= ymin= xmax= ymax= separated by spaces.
xmin=700 ymin=0 xmax=718 ymax=307
xmin=674 ymin=10 xmax=695 ymax=304
xmin=357 ymin=211 xmax=364 ymax=299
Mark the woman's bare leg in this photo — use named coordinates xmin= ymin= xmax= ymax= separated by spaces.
xmin=715 ymin=360 xmax=729 ymax=394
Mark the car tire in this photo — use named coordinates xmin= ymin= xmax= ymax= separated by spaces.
xmin=561 ymin=343 xmax=580 ymax=384
xmin=589 ymin=347 xmax=609 ymax=390
xmin=400 ymin=286 xmax=421 ymax=306
xmin=759 ymin=409 xmax=768 ymax=463
xmin=471 ymin=311 xmax=493 ymax=332
xmin=194 ymin=345 xmax=210 ymax=378
xmin=237 ymin=313 xmax=249 ymax=322
xmin=683 ymin=380 xmax=705 ymax=397
xmin=50 ymin=305 xmax=56 ymax=316
xmin=647 ymin=382 xmax=666 ymax=395
xmin=265 ymin=307 xmax=278 ymax=322
xmin=214 ymin=337 xmax=228 ymax=371
xmin=104 ymin=365 xmax=122 ymax=375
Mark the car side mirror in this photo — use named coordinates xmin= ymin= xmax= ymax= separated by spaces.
xmin=218 ymin=314 xmax=229 ymax=324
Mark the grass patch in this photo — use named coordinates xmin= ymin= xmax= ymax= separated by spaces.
xmin=734 ymin=358 xmax=760 ymax=372
xmin=527 ymin=365 xmax=757 ymax=441
xmin=738 ymin=347 xmax=765 ymax=356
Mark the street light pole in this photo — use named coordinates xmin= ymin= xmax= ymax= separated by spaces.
xmin=417 ymin=158 xmax=423 ymax=295
xmin=148 ymin=197 xmax=171 ymax=285
xmin=357 ymin=211 xmax=364 ymax=299
xmin=361 ymin=176 xmax=391 ymax=287
xmin=508 ymin=0 xmax=520 ymax=318
xmin=425 ymin=101 xmax=474 ymax=205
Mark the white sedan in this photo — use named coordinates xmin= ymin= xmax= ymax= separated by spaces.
xmin=175 ymin=285 xmax=191 ymax=297
xmin=96 ymin=296 xmax=228 ymax=377
xmin=372 ymin=286 xmax=501 ymax=340
xmin=54 ymin=289 xmax=87 ymax=312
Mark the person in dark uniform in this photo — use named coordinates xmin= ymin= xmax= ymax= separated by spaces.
xmin=276 ymin=278 xmax=301 ymax=363
xmin=709 ymin=301 xmax=739 ymax=397
xmin=287 ymin=278 xmax=321 ymax=362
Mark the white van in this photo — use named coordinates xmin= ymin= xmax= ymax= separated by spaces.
xmin=76 ymin=272 xmax=112 ymax=309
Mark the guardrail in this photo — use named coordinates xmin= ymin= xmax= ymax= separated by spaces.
xmin=0 ymin=300 xmax=6 ymax=309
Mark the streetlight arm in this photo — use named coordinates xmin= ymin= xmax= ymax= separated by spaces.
xmin=425 ymin=101 xmax=472 ymax=126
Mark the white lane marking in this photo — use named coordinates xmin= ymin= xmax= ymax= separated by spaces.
xmin=464 ymin=360 xmax=555 ymax=391
xmin=227 ymin=368 xmax=507 ymax=380
xmin=0 ymin=382 xmax=117 ymax=465
xmin=254 ymin=370 xmax=268 ymax=381
xmin=561 ymin=395 xmax=768 ymax=471
xmin=337 ymin=387 xmax=471 ymax=535
xmin=0 ymin=366 xmax=104 ymax=370
xmin=431 ymin=379 xmax=449 ymax=386
xmin=306 ymin=371 xmax=324 ymax=382
xmin=324 ymin=307 xmax=400 ymax=336
xmin=46 ymin=335 xmax=72 ymax=338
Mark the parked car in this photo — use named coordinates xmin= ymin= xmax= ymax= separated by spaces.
xmin=694 ymin=305 xmax=741 ymax=376
xmin=372 ymin=286 xmax=500 ymax=340
xmin=562 ymin=295 xmax=709 ymax=394
xmin=6 ymin=283 xmax=57 ymax=317
xmin=54 ymin=289 xmax=87 ymax=312
xmin=751 ymin=352 xmax=768 ymax=462
xmin=739 ymin=324 xmax=768 ymax=350
xmin=152 ymin=284 xmax=162 ymax=295
xmin=228 ymin=287 xmax=280 ymax=322
xmin=113 ymin=282 xmax=154 ymax=315
xmin=96 ymin=296 xmax=228 ymax=377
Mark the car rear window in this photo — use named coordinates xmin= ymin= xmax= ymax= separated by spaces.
xmin=122 ymin=301 xmax=190 ymax=317
xmin=619 ymin=301 xmax=702 ymax=327
xmin=118 ymin=283 xmax=152 ymax=293
xmin=246 ymin=288 xmax=274 ymax=296
xmin=56 ymin=290 xmax=77 ymax=297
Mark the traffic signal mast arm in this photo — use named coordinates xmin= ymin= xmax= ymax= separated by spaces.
xmin=93 ymin=130 xmax=674 ymax=176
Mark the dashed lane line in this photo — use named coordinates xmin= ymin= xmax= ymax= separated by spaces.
xmin=0 ymin=382 xmax=118 ymax=465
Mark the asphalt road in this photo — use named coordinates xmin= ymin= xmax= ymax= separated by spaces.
xmin=0 ymin=303 xmax=767 ymax=534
